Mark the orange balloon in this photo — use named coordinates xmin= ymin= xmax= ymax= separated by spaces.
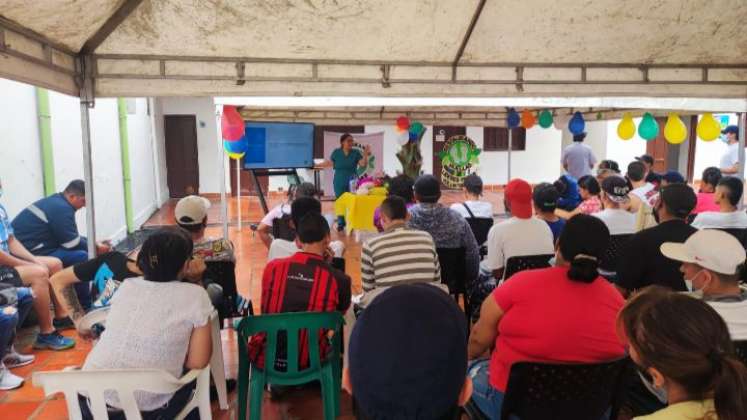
xmin=521 ymin=109 xmax=536 ymax=129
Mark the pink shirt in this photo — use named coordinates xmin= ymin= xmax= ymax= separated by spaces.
xmin=577 ymin=196 xmax=602 ymax=214
xmin=489 ymin=266 xmax=625 ymax=391
xmin=693 ymin=192 xmax=719 ymax=214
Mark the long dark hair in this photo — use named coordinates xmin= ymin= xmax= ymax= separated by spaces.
xmin=619 ymin=287 xmax=747 ymax=420
xmin=137 ymin=228 xmax=194 ymax=283
xmin=577 ymin=175 xmax=601 ymax=196
xmin=557 ymin=214 xmax=609 ymax=283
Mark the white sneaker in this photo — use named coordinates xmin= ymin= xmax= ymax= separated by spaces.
xmin=3 ymin=346 xmax=35 ymax=368
xmin=0 ymin=364 xmax=24 ymax=390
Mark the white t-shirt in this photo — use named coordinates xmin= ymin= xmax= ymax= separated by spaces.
xmin=83 ymin=278 xmax=213 ymax=410
xmin=707 ymin=300 xmax=747 ymax=340
xmin=260 ymin=203 xmax=291 ymax=227
xmin=593 ymin=209 xmax=636 ymax=235
xmin=268 ymin=238 xmax=345 ymax=261
xmin=691 ymin=210 xmax=747 ymax=229
xmin=630 ymin=182 xmax=658 ymax=207
xmin=450 ymin=201 xmax=494 ymax=219
xmin=720 ymin=142 xmax=740 ymax=170
xmin=484 ymin=217 xmax=554 ymax=276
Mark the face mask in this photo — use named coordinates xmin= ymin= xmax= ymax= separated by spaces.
xmin=684 ymin=269 xmax=705 ymax=292
xmin=637 ymin=367 xmax=668 ymax=404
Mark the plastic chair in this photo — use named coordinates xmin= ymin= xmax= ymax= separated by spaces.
xmin=236 ymin=311 xmax=344 ymax=420
xmin=599 ymin=234 xmax=633 ymax=274
xmin=503 ymin=254 xmax=554 ymax=281
xmin=33 ymin=366 xmax=211 ymax=420
xmin=436 ymin=247 xmax=471 ymax=321
xmin=499 ymin=358 xmax=630 ymax=420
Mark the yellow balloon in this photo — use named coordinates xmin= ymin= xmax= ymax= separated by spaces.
xmin=664 ymin=113 xmax=687 ymax=144
xmin=697 ymin=113 xmax=721 ymax=141
xmin=617 ymin=112 xmax=636 ymax=140
xmin=227 ymin=152 xmax=245 ymax=159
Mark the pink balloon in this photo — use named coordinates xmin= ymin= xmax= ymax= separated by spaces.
xmin=222 ymin=105 xmax=245 ymax=141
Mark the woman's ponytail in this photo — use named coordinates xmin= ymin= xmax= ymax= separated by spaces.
xmin=713 ymin=355 xmax=747 ymax=420
xmin=567 ymin=254 xmax=599 ymax=283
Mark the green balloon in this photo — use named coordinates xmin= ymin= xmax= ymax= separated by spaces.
xmin=638 ymin=112 xmax=659 ymax=141
xmin=411 ymin=122 xmax=424 ymax=136
xmin=538 ymin=110 xmax=553 ymax=128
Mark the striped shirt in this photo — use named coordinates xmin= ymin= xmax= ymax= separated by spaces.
xmin=361 ymin=224 xmax=441 ymax=295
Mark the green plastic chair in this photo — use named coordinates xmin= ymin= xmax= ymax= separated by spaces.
xmin=236 ymin=311 xmax=344 ymax=420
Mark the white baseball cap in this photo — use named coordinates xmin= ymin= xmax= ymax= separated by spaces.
xmin=174 ymin=195 xmax=211 ymax=225
xmin=660 ymin=230 xmax=746 ymax=275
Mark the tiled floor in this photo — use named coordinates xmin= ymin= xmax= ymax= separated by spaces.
xmin=0 ymin=191 xmax=503 ymax=419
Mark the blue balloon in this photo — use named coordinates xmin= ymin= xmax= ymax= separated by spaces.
xmin=409 ymin=130 xmax=419 ymax=141
xmin=568 ymin=111 xmax=585 ymax=135
xmin=224 ymin=137 xmax=248 ymax=154
xmin=507 ymin=108 xmax=520 ymax=129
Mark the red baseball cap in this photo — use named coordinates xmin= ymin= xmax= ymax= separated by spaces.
xmin=505 ymin=179 xmax=533 ymax=218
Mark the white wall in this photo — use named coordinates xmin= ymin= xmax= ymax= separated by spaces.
xmin=151 ymin=99 xmax=170 ymax=203
xmin=693 ymin=114 xmax=741 ymax=180
xmin=0 ymin=79 xmax=45 ymax=217
xmin=158 ymin=97 xmax=230 ymax=194
xmin=605 ymin=118 xmax=648 ymax=171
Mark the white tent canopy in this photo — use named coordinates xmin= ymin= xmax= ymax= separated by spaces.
xmin=1 ymin=0 xmax=747 ymax=100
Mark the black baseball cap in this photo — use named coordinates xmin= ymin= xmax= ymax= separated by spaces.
xmin=532 ymin=183 xmax=559 ymax=212
xmin=661 ymin=170 xmax=685 ymax=184
xmin=722 ymin=125 xmax=739 ymax=135
xmin=349 ymin=284 xmax=467 ymax=419
xmin=660 ymin=183 xmax=697 ymax=219
xmin=635 ymin=154 xmax=654 ymax=166
xmin=601 ymin=176 xmax=630 ymax=204
xmin=414 ymin=175 xmax=441 ymax=202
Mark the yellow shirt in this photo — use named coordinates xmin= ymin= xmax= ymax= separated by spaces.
xmin=634 ymin=399 xmax=716 ymax=420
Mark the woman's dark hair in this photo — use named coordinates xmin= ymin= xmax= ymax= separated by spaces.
xmin=598 ymin=159 xmax=620 ymax=173
xmin=702 ymin=166 xmax=722 ymax=189
xmin=137 ymin=228 xmax=194 ymax=283
xmin=340 ymin=133 xmax=353 ymax=144
xmin=577 ymin=175 xmax=601 ymax=195
xmin=388 ymin=174 xmax=415 ymax=203
xmin=558 ymin=214 xmax=609 ymax=283
xmin=619 ymin=288 xmax=747 ymax=420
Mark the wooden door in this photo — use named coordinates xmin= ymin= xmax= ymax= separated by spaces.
xmin=164 ymin=115 xmax=199 ymax=198
xmin=433 ymin=126 xmax=466 ymax=189
xmin=646 ymin=117 xmax=669 ymax=172
xmin=229 ymin=157 xmax=268 ymax=196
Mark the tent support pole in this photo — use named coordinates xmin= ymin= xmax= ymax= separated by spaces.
xmin=236 ymin=158 xmax=242 ymax=230
xmin=215 ymin=105 xmax=229 ymax=239
xmin=507 ymin=128 xmax=512 ymax=187
xmin=739 ymin=112 xmax=746 ymax=179
xmin=79 ymin=91 xmax=96 ymax=258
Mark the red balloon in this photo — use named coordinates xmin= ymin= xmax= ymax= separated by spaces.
xmin=396 ymin=116 xmax=410 ymax=130
xmin=222 ymin=105 xmax=245 ymax=141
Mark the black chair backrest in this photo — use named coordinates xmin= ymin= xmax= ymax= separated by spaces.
xmin=504 ymin=254 xmax=553 ymax=281
xmin=204 ymin=260 xmax=238 ymax=320
xmin=272 ymin=215 xmax=296 ymax=242
xmin=714 ymin=228 xmax=747 ymax=249
xmin=734 ymin=340 xmax=747 ymax=366
xmin=465 ymin=217 xmax=494 ymax=246
xmin=599 ymin=234 xmax=633 ymax=272
xmin=501 ymin=358 xmax=631 ymax=420
xmin=436 ymin=247 xmax=467 ymax=294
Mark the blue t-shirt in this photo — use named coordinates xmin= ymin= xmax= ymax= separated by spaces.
xmin=0 ymin=204 xmax=13 ymax=253
xmin=545 ymin=218 xmax=566 ymax=244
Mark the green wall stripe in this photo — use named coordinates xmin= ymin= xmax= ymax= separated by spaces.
xmin=117 ymin=98 xmax=135 ymax=233
xmin=35 ymin=88 xmax=56 ymax=196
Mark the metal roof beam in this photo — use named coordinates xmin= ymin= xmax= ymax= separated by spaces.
xmin=452 ymin=0 xmax=487 ymax=81
xmin=80 ymin=0 xmax=145 ymax=55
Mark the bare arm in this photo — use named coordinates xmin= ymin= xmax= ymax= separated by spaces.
xmin=468 ymin=295 xmax=504 ymax=359
xmin=358 ymin=146 xmax=370 ymax=168
xmin=184 ymin=323 xmax=212 ymax=369
xmin=555 ymin=207 xmax=580 ymax=220
xmin=50 ymin=267 xmax=87 ymax=324
xmin=721 ymin=164 xmax=739 ymax=175
xmin=0 ymin=248 xmax=33 ymax=268
xmin=6 ymin=237 xmax=42 ymax=266
xmin=257 ymin=223 xmax=273 ymax=249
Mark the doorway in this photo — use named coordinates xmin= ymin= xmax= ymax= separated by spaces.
xmin=164 ymin=115 xmax=200 ymax=198
xmin=432 ymin=126 xmax=466 ymax=189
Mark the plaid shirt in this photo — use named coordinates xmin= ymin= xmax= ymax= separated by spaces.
xmin=248 ymin=252 xmax=351 ymax=369
xmin=0 ymin=204 xmax=13 ymax=253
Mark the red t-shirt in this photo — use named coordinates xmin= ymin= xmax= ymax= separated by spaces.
xmin=693 ymin=192 xmax=719 ymax=214
xmin=489 ymin=266 xmax=625 ymax=391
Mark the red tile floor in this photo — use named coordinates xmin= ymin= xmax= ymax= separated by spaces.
xmin=0 ymin=191 xmax=504 ymax=419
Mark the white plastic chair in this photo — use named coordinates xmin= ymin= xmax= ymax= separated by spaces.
xmin=33 ymin=366 xmax=211 ymax=420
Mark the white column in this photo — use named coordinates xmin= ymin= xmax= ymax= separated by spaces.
xmin=80 ymin=100 xmax=96 ymax=257
xmin=214 ymin=106 xmax=229 ymax=238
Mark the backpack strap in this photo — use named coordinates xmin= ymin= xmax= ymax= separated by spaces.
xmin=462 ymin=202 xmax=476 ymax=219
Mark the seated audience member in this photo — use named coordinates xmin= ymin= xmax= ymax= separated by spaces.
xmin=596 ymin=159 xmax=621 ymax=182
xmin=554 ymin=174 xmax=582 ymax=211
xmin=617 ymin=183 xmax=697 ymax=294
xmin=81 ymin=228 xmax=213 ymax=418
xmin=532 ymin=183 xmax=565 ymax=243
xmin=257 ymin=182 xmax=318 ymax=249
xmin=345 ymin=284 xmax=472 ymax=419
xmin=619 ymin=288 xmax=747 ymax=420
xmin=636 ymin=154 xmax=661 ymax=185
xmin=594 ymin=176 xmax=636 ymax=235
xmin=0 ymin=272 xmax=34 ymax=390
xmin=556 ymin=175 xmax=602 ymax=218
xmin=267 ymin=197 xmax=344 ymax=262
xmin=360 ymin=196 xmax=442 ymax=307
xmin=693 ymin=167 xmax=722 ymax=215
xmin=468 ymin=215 xmax=625 ymax=419
xmin=0 ymin=179 xmax=72 ymax=350
xmin=660 ymin=170 xmax=685 ymax=186
xmin=12 ymin=180 xmax=111 ymax=267
xmin=484 ymin=179 xmax=554 ymax=281
xmin=627 ymin=161 xmax=658 ymax=213
xmin=409 ymin=175 xmax=480 ymax=287
xmin=374 ymin=174 xmax=415 ymax=232
xmin=691 ymin=176 xmax=747 ymax=230
xmin=451 ymin=173 xmax=494 ymax=219
xmin=249 ymin=213 xmax=351 ymax=369
xmin=634 ymin=171 xmax=686 ymax=233
xmin=661 ymin=229 xmax=747 ymax=339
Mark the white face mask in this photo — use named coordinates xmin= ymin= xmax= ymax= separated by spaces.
xmin=684 ymin=269 xmax=705 ymax=292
